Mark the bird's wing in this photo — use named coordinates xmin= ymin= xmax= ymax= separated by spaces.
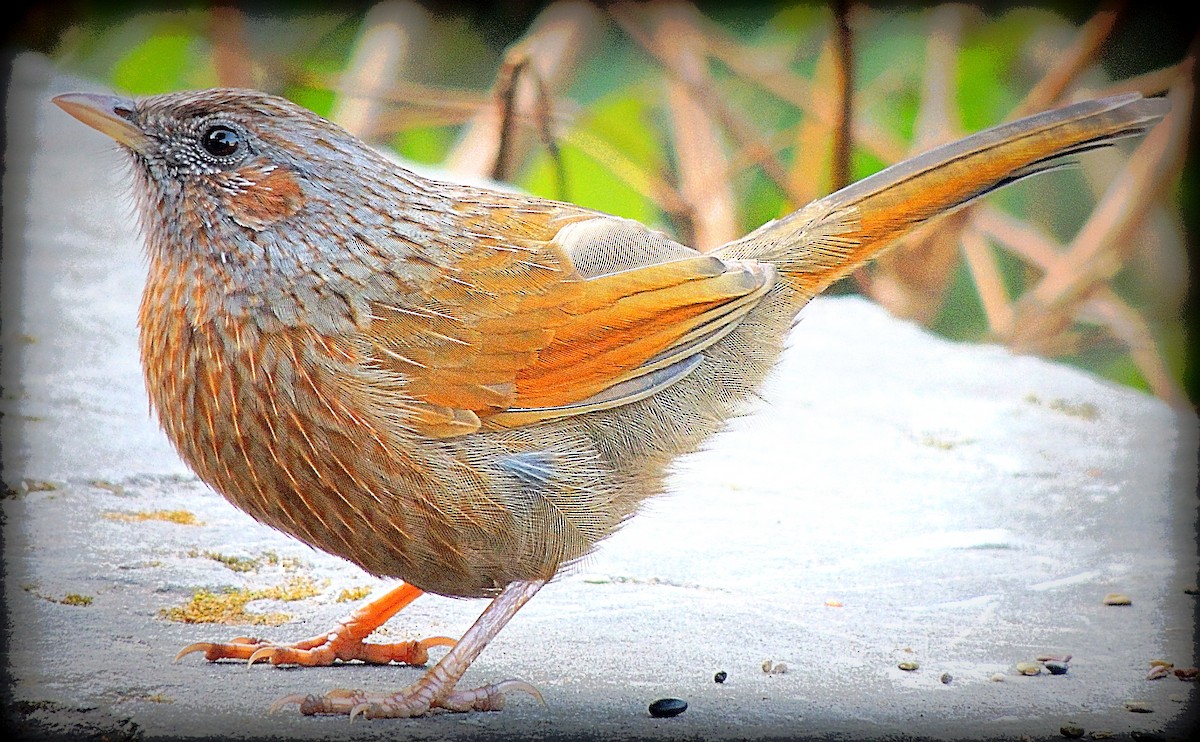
xmin=359 ymin=205 xmax=771 ymax=438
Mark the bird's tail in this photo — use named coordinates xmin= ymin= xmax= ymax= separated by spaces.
xmin=718 ymin=93 xmax=1168 ymax=301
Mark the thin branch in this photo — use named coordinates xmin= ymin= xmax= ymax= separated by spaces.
xmin=862 ymin=5 xmax=965 ymax=314
xmin=1012 ymin=3 xmax=1123 ymax=116
xmin=703 ymin=18 xmax=909 ymax=167
xmin=959 ymin=225 xmax=1015 ymax=337
xmin=1080 ymin=286 xmax=1189 ymax=407
xmin=1025 ymin=70 xmax=1191 ymax=314
xmin=445 ymin=0 xmax=603 ymax=179
xmin=560 ymin=128 xmax=691 ymax=218
xmin=650 ymin=2 xmax=740 ymax=248
xmin=1085 ymin=60 xmax=1191 ymax=99
xmin=210 ymin=5 xmax=255 ymax=88
xmin=973 ymin=205 xmax=1064 ymax=269
xmin=830 ymin=0 xmax=854 ymax=191
xmin=609 ymin=3 xmax=804 ymax=205
xmin=332 ymin=1 xmax=429 ymax=139
xmin=530 ymin=65 xmax=569 ymax=200
xmin=491 ymin=56 xmax=529 ymax=182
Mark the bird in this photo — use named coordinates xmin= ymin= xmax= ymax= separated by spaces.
xmin=54 ymin=86 xmax=1165 ymax=719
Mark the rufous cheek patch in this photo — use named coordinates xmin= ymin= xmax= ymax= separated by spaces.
xmin=224 ymin=166 xmax=305 ymax=231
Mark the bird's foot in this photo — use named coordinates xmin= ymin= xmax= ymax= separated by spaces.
xmin=272 ymin=678 xmax=543 ymax=719
xmin=175 ymin=632 xmax=455 ymax=667
xmin=174 ymin=582 xmax=452 ymax=667
xmin=269 ymin=580 xmax=549 ymax=719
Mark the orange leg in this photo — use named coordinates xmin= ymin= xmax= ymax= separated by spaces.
xmin=273 ymin=578 xmax=545 ymax=718
xmin=175 ymin=582 xmax=455 ymax=667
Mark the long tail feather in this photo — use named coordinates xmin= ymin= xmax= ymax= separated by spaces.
xmin=720 ymin=93 xmax=1169 ymax=300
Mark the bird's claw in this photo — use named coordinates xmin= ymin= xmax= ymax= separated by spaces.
xmin=270 ymin=678 xmax=543 ymax=719
xmin=174 ymin=637 xmax=265 ymax=663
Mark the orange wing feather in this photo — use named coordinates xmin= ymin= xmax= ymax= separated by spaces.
xmin=360 ymin=207 xmax=773 ymax=437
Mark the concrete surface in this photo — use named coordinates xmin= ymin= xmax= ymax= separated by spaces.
xmin=3 ymin=53 xmax=1198 ymax=741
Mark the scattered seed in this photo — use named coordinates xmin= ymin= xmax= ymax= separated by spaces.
xmin=1148 ymin=659 xmax=1173 ymax=668
xmin=1044 ymin=661 xmax=1069 ymax=675
xmin=159 ymin=576 xmax=321 ymax=625
xmin=91 ymin=479 xmax=125 ymax=495
xmin=1046 ymin=398 xmax=1099 ymax=420
xmin=1036 ymin=653 xmax=1072 ymax=663
xmin=762 ymin=660 xmax=773 ymax=673
xmin=991 ymin=673 xmax=1006 ymax=682
xmin=1103 ymin=593 xmax=1132 ymax=606
xmin=1016 ymin=661 xmax=1042 ymax=676
xmin=1060 ymin=723 xmax=1085 ymax=738
xmin=1183 ymin=585 xmax=1199 ymax=595
xmin=104 ymin=509 xmax=201 ymax=525
xmin=898 ymin=661 xmax=919 ymax=671
xmin=1173 ymin=667 xmax=1198 ymax=680
xmin=648 ymin=698 xmax=687 ymax=718
xmin=1146 ymin=665 xmax=1170 ymax=680
xmin=1090 ymin=730 xmax=1115 ymax=739
xmin=713 ymin=671 xmax=727 ymax=684
xmin=336 ymin=586 xmax=372 ymax=603
xmin=940 ymin=672 xmax=953 ymax=684
xmin=21 ymin=479 xmax=58 ymax=493
xmin=1123 ymin=700 xmax=1153 ymax=713
xmin=770 ymin=662 xmax=787 ymax=675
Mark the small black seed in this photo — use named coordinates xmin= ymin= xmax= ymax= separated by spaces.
xmin=649 ymin=698 xmax=687 ymax=718
xmin=1045 ymin=661 xmax=1069 ymax=675
xmin=713 ymin=671 xmax=727 ymax=683
xmin=940 ymin=672 xmax=953 ymax=684
xmin=1059 ymin=723 xmax=1085 ymax=738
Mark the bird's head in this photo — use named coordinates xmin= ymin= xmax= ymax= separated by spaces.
xmin=53 ymin=88 xmax=391 ymax=236
xmin=53 ymin=88 xmax=441 ymax=331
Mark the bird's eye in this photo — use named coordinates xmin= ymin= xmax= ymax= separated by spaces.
xmin=200 ymin=125 xmax=242 ymax=158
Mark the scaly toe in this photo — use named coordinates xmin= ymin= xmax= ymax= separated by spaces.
xmin=274 ymin=688 xmax=373 ymax=716
xmin=175 ymin=637 xmax=264 ymax=663
xmin=437 ymin=678 xmax=544 ymax=712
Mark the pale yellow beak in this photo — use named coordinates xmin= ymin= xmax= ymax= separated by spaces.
xmin=53 ymin=92 xmax=154 ymax=153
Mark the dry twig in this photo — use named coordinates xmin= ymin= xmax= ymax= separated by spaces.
xmin=445 ymin=1 xmax=602 ymax=180
xmin=830 ymin=0 xmax=855 ymax=191
xmin=210 ymin=5 xmax=255 ymax=88
xmin=331 ymin=1 xmax=430 ymax=140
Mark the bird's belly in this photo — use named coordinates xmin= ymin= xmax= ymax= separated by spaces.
xmin=137 ymin=311 xmax=473 ymax=595
xmin=136 ymin=296 xmax=606 ymax=596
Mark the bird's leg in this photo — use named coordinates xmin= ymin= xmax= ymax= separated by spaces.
xmin=175 ymin=582 xmax=455 ymax=667
xmin=273 ymin=579 xmax=546 ymax=718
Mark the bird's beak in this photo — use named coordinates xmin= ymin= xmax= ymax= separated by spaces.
xmin=53 ymin=92 xmax=153 ymax=153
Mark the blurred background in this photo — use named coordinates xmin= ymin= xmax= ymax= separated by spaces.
xmin=8 ymin=0 xmax=1198 ymax=406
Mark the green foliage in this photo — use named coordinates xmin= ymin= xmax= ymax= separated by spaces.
xmin=524 ymin=140 xmax=660 ymax=228
xmin=112 ymin=31 xmax=205 ymax=93
xmin=932 ymin=260 xmax=989 ymax=342
xmin=955 ymin=9 xmax=1042 ymax=129
xmin=391 ymin=126 xmax=455 ymax=166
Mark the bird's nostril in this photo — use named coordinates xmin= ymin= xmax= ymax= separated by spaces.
xmin=113 ymin=105 xmax=135 ymax=121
